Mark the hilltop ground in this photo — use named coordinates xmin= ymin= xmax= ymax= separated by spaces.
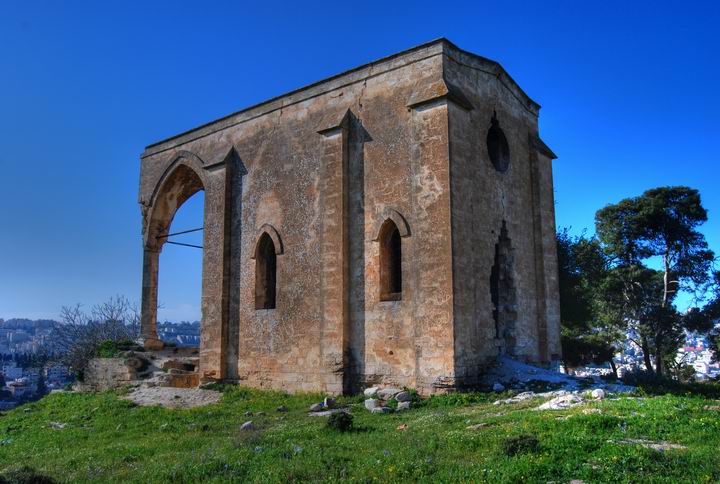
xmin=1 ymin=383 xmax=719 ymax=483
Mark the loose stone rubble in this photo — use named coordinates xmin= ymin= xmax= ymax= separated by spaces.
xmin=354 ymin=387 xmax=416 ymax=414
xmin=483 ymin=356 xmax=634 ymax=394
xmin=493 ymin=387 xmax=613 ymax=411
xmin=536 ymin=394 xmax=584 ymax=410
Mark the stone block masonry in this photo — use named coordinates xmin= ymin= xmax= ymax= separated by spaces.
xmin=137 ymin=38 xmax=561 ymax=395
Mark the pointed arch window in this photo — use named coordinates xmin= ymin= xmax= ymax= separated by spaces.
xmin=486 ymin=113 xmax=510 ymax=173
xmin=379 ymin=220 xmax=402 ymax=301
xmin=255 ymin=233 xmax=277 ymax=310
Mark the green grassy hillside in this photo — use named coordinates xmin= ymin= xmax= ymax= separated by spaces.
xmin=1 ymin=387 xmax=719 ymax=483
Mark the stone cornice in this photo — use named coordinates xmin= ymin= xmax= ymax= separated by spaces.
xmin=141 ymin=38 xmax=540 ymax=159
xmin=406 ymin=77 xmax=473 ymax=111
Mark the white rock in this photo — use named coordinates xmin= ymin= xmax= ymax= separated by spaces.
xmin=492 ymin=383 xmax=505 ymax=392
xmin=363 ymin=387 xmax=379 ymax=398
xmin=591 ymin=389 xmax=606 ymax=400
xmin=377 ymin=387 xmax=403 ymax=400
xmin=364 ymin=398 xmax=379 ymax=411
xmin=371 ymin=406 xmax=393 ymax=414
xmin=309 ymin=408 xmax=346 ymax=417
xmin=536 ymin=394 xmax=584 ymax=410
xmin=240 ymin=421 xmax=254 ymax=431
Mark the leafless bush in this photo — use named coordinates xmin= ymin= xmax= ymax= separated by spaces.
xmin=52 ymin=295 xmax=140 ymax=379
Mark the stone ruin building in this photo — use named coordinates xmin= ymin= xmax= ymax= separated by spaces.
xmin=137 ymin=39 xmax=561 ymax=395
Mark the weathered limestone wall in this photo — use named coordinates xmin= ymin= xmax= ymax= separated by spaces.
xmin=78 ymin=358 xmax=135 ymax=391
xmin=137 ymin=39 xmax=561 ymax=394
xmin=445 ymin=52 xmax=561 ymax=384
xmin=139 ymin=43 xmax=457 ymax=394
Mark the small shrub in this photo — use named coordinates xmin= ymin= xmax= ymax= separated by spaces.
xmin=327 ymin=412 xmax=354 ymax=432
xmin=96 ymin=340 xmax=121 ymax=358
xmin=0 ymin=466 xmax=56 ymax=483
xmin=502 ymin=434 xmax=540 ymax=456
xmin=199 ymin=382 xmax=231 ymax=392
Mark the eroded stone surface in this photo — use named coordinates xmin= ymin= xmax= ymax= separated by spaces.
xmin=137 ymin=39 xmax=561 ymax=395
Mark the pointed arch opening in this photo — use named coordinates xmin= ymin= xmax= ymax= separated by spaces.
xmin=490 ymin=221 xmax=517 ymax=355
xmin=157 ymin=190 xmax=204 ymax=342
xmin=379 ymin=219 xmax=402 ymax=301
xmin=141 ymin=160 xmax=206 ymax=350
xmin=255 ymin=233 xmax=277 ymax=310
xmin=487 ymin=113 xmax=510 ymax=173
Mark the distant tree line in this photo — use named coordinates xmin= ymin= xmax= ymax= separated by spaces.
xmin=558 ymin=186 xmax=719 ymax=379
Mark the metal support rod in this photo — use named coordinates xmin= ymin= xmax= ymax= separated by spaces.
xmin=165 ymin=241 xmax=203 ymax=249
xmin=156 ymin=227 xmax=204 ymax=239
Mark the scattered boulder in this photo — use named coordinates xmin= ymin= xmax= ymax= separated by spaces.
xmin=377 ymin=388 xmax=402 ymax=400
xmin=492 ymin=383 xmax=505 ymax=392
xmin=309 ymin=403 xmax=323 ymax=412
xmin=396 ymin=401 xmax=411 ymax=411
xmin=49 ymin=422 xmax=67 ymax=430
xmin=395 ymin=391 xmax=412 ymax=402
xmin=363 ymin=387 xmax=379 ymax=398
xmin=364 ymin=398 xmax=379 ymax=411
xmin=244 ymin=411 xmax=253 ymax=417
xmin=591 ymin=389 xmax=606 ymax=400
xmin=703 ymin=405 xmax=720 ymax=411
xmin=276 ymin=405 xmax=288 ymax=412
xmin=240 ymin=421 xmax=254 ymax=431
xmin=323 ymin=397 xmax=335 ymax=409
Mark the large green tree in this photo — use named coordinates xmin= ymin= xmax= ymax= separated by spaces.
xmin=556 ymin=230 xmax=621 ymax=373
xmin=702 ymin=271 xmax=720 ymax=363
xmin=595 ymin=186 xmax=715 ymax=376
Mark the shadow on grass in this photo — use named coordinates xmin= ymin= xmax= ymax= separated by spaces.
xmin=623 ymin=372 xmax=720 ymax=398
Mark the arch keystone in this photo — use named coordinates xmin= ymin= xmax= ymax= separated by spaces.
xmin=251 ymin=224 xmax=284 ymax=258
xmin=372 ymin=208 xmax=410 ymax=241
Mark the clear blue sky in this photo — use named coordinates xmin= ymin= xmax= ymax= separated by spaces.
xmin=1 ymin=1 xmax=718 ymax=321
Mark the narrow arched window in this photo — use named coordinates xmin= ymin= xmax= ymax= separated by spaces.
xmin=379 ymin=220 xmax=402 ymax=301
xmin=255 ymin=233 xmax=277 ymax=310
xmin=487 ymin=114 xmax=510 ymax=173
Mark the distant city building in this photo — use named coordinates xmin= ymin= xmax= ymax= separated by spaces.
xmin=1 ymin=363 xmax=23 ymax=380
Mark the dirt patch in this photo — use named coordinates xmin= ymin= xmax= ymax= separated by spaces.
xmin=120 ymin=387 xmax=221 ymax=409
